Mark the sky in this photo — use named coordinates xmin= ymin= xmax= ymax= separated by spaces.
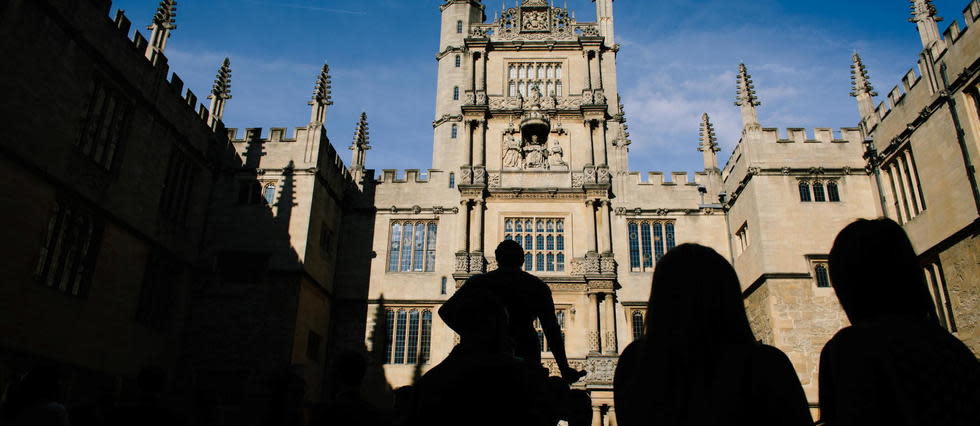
xmin=109 ymin=0 xmax=968 ymax=173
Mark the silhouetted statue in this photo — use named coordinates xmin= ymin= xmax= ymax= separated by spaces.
xmin=614 ymin=244 xmax=813 ymax=426
xmin=440 ymin=240 xmax=586 ymax=383
xmin=411 ymin=286 xmax=547 ymax=426
xmin=107 ymin=366 xmax=181 ymax=426
xmin=819 ymin=218 xmax=980 ymax=426
xmin=313 ymin=350 xmax=387 ymax=426
xmin=2 ymin=365 xmax=70 ymax=426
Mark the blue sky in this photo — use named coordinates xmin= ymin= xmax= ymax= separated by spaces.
xmin=110 ymin=0 xmax=967 ymax=173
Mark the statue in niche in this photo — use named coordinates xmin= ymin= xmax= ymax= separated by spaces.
xmin=502 ymin=134 xmax=523 ymax=168
xmin=523 ymin=134 xmax=548 ymax=169
xmin=526 ymin=85 xmax=543 ymax=109
xmin=549 ymin=139 xmax=567 ymax=167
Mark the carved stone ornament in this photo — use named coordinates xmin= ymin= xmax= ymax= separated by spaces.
xmin=571 ymin=173 xmax=585 ymax=188
xmin=389 ymin=205 xmax=398 ymax=214
xmin=615 ymin=207 xmax=626 ymax=215
xmin=469 ymin=25 xmax=490 ymax=38
xmin=455 ymin=253 xmax=469 ymax=273
xmin=600 ymin=256 xmax=617 ymax=274
xmin=451 ymin=207 xmax=460 ymax=214
xmin=842 ymin=166 xmax=852 ymax=175
xmin=412 ymin=205 xmax=422 ymax=214
xmin=585 ymin=357 xmax=618 ymax=384
xmin=460 ymin=167 xmax=473 ymax=185
xmin=488 ymin=173 xmax=501 ymax=188
xmin=432 ymin=113 xmax=462 ymax=128
xmin=809 ymin=167 xmax=825 ymax=175
xmin=782 ymin=167 xmax=792 ymax=175
xmin=568 ymin=258 xmax=586 ymax=275
xmin=432 ymin=206 xmax=445 ymax=215
xmin=491 ymin=3 xmax=592 ymax=42
xmin=596 ymin=166 xmax=611 ymax=184
xmin=585 ymin=255 xmax=602 ymax=274
xmin=634 ymin=208 xmax=643 ymax=216
xmin=469 ymin=253 xmax=486 ymax=273
xmin=747 ymin=167 xmax=761 ymax=176
xmin=604 ymin=331 xmax=618 ymax=352
xmin=486 ymin=257 xmax=498 ymax=271
xmin=588 ymin=331 xmax=601 ymax=352
xmin=472 ymin=166 xmax=487 ymax=185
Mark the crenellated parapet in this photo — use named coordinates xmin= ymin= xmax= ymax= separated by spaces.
xmin=377 ymin=169 xmax=449 ymax=184
xmin=225 ymin=127 xmax=358 ymax=187
xmin=624 ymin=171 xmax=706 ymax=187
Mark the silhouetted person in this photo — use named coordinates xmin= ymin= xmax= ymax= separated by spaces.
xmin=614 ymin=244 xmax=813 ymax=426
xmin=107 ymin=366 xmax=180 ymax=426
xmin=819 ymin=218 xmax=980 ymax=426
xmin=440 ymin=240 xmax=585 ymax=383
xmin=411 ymin=287 xmax=547 ymax=426
xmin=313 ymin=350 xmax=387 ymax=426
xmin=2 ymin=365 xmax=70 ymax=426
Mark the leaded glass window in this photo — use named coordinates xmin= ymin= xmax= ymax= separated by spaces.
xmin=813 ymin=182 xmax=826 ymax=202
xmin=534 ymin=309 xmax=568 ymax=353
xmin=388 ymin=221 xmax=438 ymax=273
xmin=827 ymin=182 xmax=841 ymax=202
xmin=507 ymin=217 xmax=566 ymax=273
xmin=628 ymin=220 xmax=677 ymax=272
xmin=631 ymin=310 xmax=645 ymax=341
xmin=799 ymin=182 xmax=812 ymax=202
xmin=815 ymin=264 xmax=831 ymax=288
xmin=385 ymin=308 xmax=434 ymax=365
xmin=507 ymin=61 xmax=564 ymax=100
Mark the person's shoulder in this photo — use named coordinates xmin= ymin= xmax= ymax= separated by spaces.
xmin=749 ymin=343 xmax=794 ymax=365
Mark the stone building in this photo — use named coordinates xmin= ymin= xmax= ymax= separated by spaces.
xmin=2 ymin=0 xmax=979 ymax=424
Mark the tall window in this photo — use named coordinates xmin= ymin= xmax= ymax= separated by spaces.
xmin=735 ymin=222 xmax=749 ymax=257
xmin=449 ymin=172 xmax=456 ymax=188
xmin=631 ymin=310 xmax=645 ymax=341
xmin=534 ymin=309 xmax=567 ymax=353
xmin=385 ymin=308 xmax=433 ymax=364
xmin=34 ymin=201 xmax=101 ymax=297
xmin=812 ymin=182 xmax=826 ymax=202
xmin=799 ymin=182 xmax=812 ymax=202
xmin=814 ymin=264 xmax=831 ymax=288
xmin=506 ymin=218 xmax=566 ymax=273
xmin=263 ymin=184 xmax=276 ymax=204
xmin=451 ymin=124 xmax=458 ymax=139
xmin=440 ymin=277 xmax=447 ymax=295
xmin=456 ymin=20 xmax=463 ymax=34
xmin=627 ymin=220 xmax=676 ymax=272
xmin=884 ymin=147 xmax=926 ymax=224
xmin=453 ymin=86 xmax=459 ymax=101
xmin=160 ymin=148 xmax=197 ymax=224
xmin=388 ymin=221 xmax=438 ymax=272
xmin=827 ymin=182 xmax=841 ymax=202
xmin=923 ymin=260 xmax=956 ymax=332
xmin=454 ymin=55 xmax=461 ymax=67
xmin=77 ymin=79 xmax=130 ymax=171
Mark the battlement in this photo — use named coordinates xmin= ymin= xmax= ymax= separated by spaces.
xmin=108 ymin=9 xmax=215 ymax=131
xmin=760 ymin=127 xmax=863 ymax=144
xmin=378 ymin=169 xmax=448 ymax=184
xmin=226 ymin=127 xmax=309 ymax=143
xmin=627 ymin=171 xmax=708 ymax=186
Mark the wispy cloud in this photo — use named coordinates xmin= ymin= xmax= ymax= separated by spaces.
xmin=244 ymin=0 xmax=367 ymax=15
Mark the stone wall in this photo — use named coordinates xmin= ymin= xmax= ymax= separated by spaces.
xmin=940 ymin=232 xmax=980 ymax=356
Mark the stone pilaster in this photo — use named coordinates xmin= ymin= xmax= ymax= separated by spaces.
xmin=474 ymin=119 xmax=486 ymax=167
xmin=587 ymin=292 xmax=601 ymax=353
xmin=586 ymin=199 xmax=598 ymax=252
xmin=601 ymin=293 xmax=618 ymax=354
xmin=457 ymin=199 xmax=470 ymax=253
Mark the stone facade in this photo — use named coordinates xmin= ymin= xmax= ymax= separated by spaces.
xmin=2 ymin=0 xmax=979 ymax=424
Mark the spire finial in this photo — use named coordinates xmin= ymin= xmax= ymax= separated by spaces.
xmin=309 ymin=63 xmax=332 ymax=124
xmin=207 ymin=58 xmax=232 ymax=126
xmin=150 ymin=0 xmax=177 ymax=31
xmin=353 ymin=112 xmax=370 ymax=149
xmin=909 ymin=0 xmax=943 ymax=47
xmin=849 ymin=53 xmax=877 ymax=98
xmin=698 ymin=113 xmax=720 ymax=154
xmin=210 ymin=58 xmax=232 ymax=100
xmin=312 ymin=64 xmax=333 ymax=106
xmin=735 ymin=63 xmax=761 ymax=129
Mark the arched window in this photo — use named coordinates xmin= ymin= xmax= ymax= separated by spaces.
xmin=451 ymin=124 xmax=458 ymax=139
xmin=827 ymin=182 xmax=841 ymax=202
xmin=388 ymin=223 xmax=402 ymax=272
xmin=547 ymin=253 xmax=555 ymax=271
xmin=556 ymin=220 xmax=564 ymax=232
xmin=515 ymin=220 xmax=523 ymax=232
xmin=505 ymin=234 xmax=512 ymax=241
xmin=454 ymin=55 xmax=461 ymax=67
xmin=509 ymin=82 xmax=516 ymax=97
xmin=556 ymin=235 xmax=564 ymax=251
xmin=556 ymin=81 xmax=563 ymax=97
xmin=799 ymin=182 xmax=812 ymax=202
xmin=385 ymin=310 xmax=395 ymax=362
xmin=453 ymin=86 xmax=459 ymax=100
xmin=509 ymin=65 xmax=516 ymax=79
xmin=519 ymin=66 xmax=526 ymax=79
xmin=640 ymin=222 xmax=653 ymax=268
xmin=524 ymin=253 xmax=533 ymax=270
xmin=815 ymin=264 xmax=831 ymax=288
xmin=665 ymin=223 xmax=676 ymax=252
xmin=400 ymin=223 xmax=414 ymax=272
xmin=440 ymin=277 xmax=447 ymax=295
xmin=425 ymin=223 xmax=438 ymax=271
xmin=456 ymin=20 xmax=463 ymax=34
xmin=547 ymin=235 xmax=555 ymax=250
xmin=536 ymin=235 xmax=545 ymax=250
xmin=525 ymin=234 xmax=533 ymax=249
xmin=536 ymin=220 xmax=544 ymax=232
xmin=505 ymin=219 xmax=514 ymax=232
xmin=412 ymin=223 xmax=426 ymax=271
xmin=546 ymin=220 xmax=554 ymax=232
xmin=653 ymin=223 xmax=665 ymax=262
xmin=556 ymin=253 xmax=565 ymax=271
xmin=263 ymin=184 xmax=276 ymax=204
xmin=536 ymin=253 xmax=545 ymax=271
xmin=632 ymin=311 xmax=645 ymax=341
xmin=813 ymin=182 xmax=826 ymax=202
xmin=556 ymin=65 xmax=562 ymax=79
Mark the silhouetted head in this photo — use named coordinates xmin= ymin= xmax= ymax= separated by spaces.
xmin=495 ymin=240 xmax=525 ymax=269
xmin=829 ymin=218 xmax=937 ymax=324
xmin=331 ymin=350 xmax=368 ymax=388
xmin=646 ymin=244 xmax=755 ymax=348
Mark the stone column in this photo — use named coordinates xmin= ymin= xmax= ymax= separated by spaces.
xmin=599 ymin=200 xmax=613 ymax=254
xmin=589 ymin=50 xmax=601 ymax=90
xmin=597 ymin=120 xmax=608 ymax=166
xmin=587 ymin=292 xmax=600 ymax=353
xmin=584 ymin=51 xmax=594 ymax=91
xmin=591 ymin=406 xmax=602 ymax=426
xmin=457 ymin=199 xmax=470 ymax=253
xmin=586 ymin=200 xmax=598 ymax=253
xmin=594 ymin=50 xmax=604 ymax=90
xmin=587 ymin=120 xmax=597 ymax=165
xmin=464 ymin=120 xmax=474 ymax=166
xmin=894 ymin=156 xmax=915 ymax=216
xmin=475 ymin=120 xmax=486 ymax=167
xmin=472 ymin=199 xmax=485 ymax=253
xmin=602 ymin=293 xmax=618 ymax=354
xmin=476 ymin=51 xmax=486 ymax=93
xmin=607 ymin=407 xmax=618 ymax=426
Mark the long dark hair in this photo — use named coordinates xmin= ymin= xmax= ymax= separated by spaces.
xmin=641 ymin=244 xmax=756 ymax=422
xmin=828 ymin=218 xmax=937 ymax=325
